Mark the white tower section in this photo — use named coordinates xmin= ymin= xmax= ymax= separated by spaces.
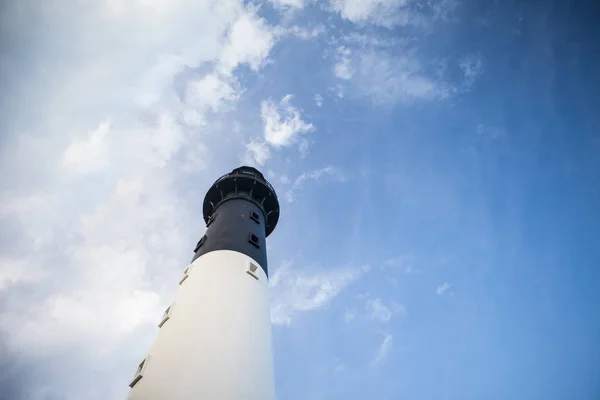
xmin=128 ymin=167 xmax=280 ymax=400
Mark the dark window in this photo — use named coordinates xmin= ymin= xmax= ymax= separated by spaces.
xmin=129 ymin=358 xmax=146 ymax=388
xmin=158 ymin=305 xmax=172 ymax=328
xmin=247 ymin=262 xmax=260 ymax=280
xmin=249 ymin=233 xmax=260 ymax=248
xmin=250 ymin=211 xmax=260 ymax=224
xmin=206 ymin=213 xmax=217 ymax=227
xmin=193 ymin=235 xmax=206 ymax=252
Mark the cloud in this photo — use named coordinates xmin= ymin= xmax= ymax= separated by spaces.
xmin=371 ymin=334 xmax=393 ymax=364
xmin=62 ymin=121 xmax=112 ymax=177
xmin=355 ymin=49 xmax=450 ymax=105
xmin=436 ymin=281 xmax=452 ymax=295
xmin=217 ymin=10 xmax=276 ymax=76
xmin=284 ymin=25 xmax=326 ymax=39
xmin=344 ymin=309 xmax=358 ymax=323
xmin=314 ymin=93 xmax=324 ymax=107
xmin=476 ymin=124 xmax=506 ymax=141
xmin=383 ymin=254 xmax=415 ymax=274
xmin=0 ymin=257 xmax=45 ymax=291
xmin=334 ymin=46 xmax=354 ymax=80
xmin=366 ymin=297 xmax=405 ymax=323
xmin=269 ymin=0 xmax=306 ymax=10
xmin=262 ymin=94 xmax=314 ymax=147
xmin=243 ymin=140 xmax=272 ymax=166
xmin=184 ymin=73 xmax=241 ymax=125
xmin=285 ymin=166 xmax=347 ymax=203
xmin=244 ymin=94 xmax=314 ymax=165
xmin=270 ymin=261 xmax=368 ymax=326
xmin=330 ymin=0 xmax=408 ymax=27
xmin=329 ymin=84 xmax=345 ymax=99
xmin=330 ymin=34 xmax=459 ymax=105
xmin=330 ymin=0 xmax=455 ymax=28
xmin=459 ymin=53 xmax=484 ymax=88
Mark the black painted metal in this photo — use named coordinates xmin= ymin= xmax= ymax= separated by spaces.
xmin=202 ymin=166 xmax=279 ymax=237
xmin=192 ymin=166 xmax=280 ymax=277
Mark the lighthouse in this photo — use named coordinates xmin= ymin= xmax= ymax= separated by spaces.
xmin=128 ymin=166 xmax=280 ymax=400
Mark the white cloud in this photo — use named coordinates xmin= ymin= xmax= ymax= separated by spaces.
xmin=184 ymin=73 xmax=240 ymax=125
xmin=285 ymin=166 xmax=346 ymax=203
xmin=356 ymin=50 xmax=450 ymax=105
xmin=62 ymin=121 xmax=112 ymax=177
xmin=334 ymin=46 xmax=354 ymax=80
xmin=383 ymin=254 xmax=415 ymax=274
xmin=344 ymin=309 xmax=357 ymax=323
xmin=269 ymin=0 xmax=306 ymax=9
xmin=270 ymin=261 xmax=367 ymax=325
xmin=285 ymin=25 xmax=326 ymax=39
xmin=217 ymin=11 xmax=276 ymax=76
xmin=459 ymin=54 xmax=484 ymax=87
xmin=0 ymin=257 xmax=46 ymax=290
xmin=244 ymin=94 xmax=315 ymax=165
xmin=476 ymin=124 xmax=506 ymax=140
xmin=371 ymin=334 xmax=393 ymax=364
xmin=314 ymin=93 xmax=324 ymax=107
xmin=331 ymin=0 xmax=409 ymax=27
xmin=279 ymin=174 xmax=291 ymax=184
xmin=436 ymin=281 xmax=452 ymax=295
xmin=262 ymin=94 xmax=314 ymax=147
xmin=330 ymin=0 xmax=455 ymax=27
xmin=329 ymin=84 xmax=345 ymax=99
xmin=366 ymin=297 xmax=405 ymax=322
xmin=243 ymin=140 xmax=272 ymax=166
xmin=330 ymin=37 xmax=459 ymax=105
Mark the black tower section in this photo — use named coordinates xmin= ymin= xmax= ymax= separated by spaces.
xmin=192 ymin=166 xmax=280 ymax=277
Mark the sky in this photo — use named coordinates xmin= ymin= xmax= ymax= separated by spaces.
xmin=1 ymin=0 xmax=600 ymax=399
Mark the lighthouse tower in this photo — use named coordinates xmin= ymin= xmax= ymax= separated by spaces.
xmin=128 ymin=166 xmax=280 ymax=400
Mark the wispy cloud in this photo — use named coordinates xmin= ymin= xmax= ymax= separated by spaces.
xmin=184 ymin=73 xmax=241 ymax=125
xmin=243 ymin=140 xmax=271 ymax=166
xmin=217 ymin=11 xmax=276 ymax=76
xmin=314 ymin=93 xmax=324 ymax=107
xmin=476 ymin=124 xmax=506 ymax=141
xmin=262 ymin=94 xmax=314 ymax=147
xmin=285 ymin=166 xmax=347 ymax=203
xmin=371 ymin=334 xmax=394 ymax=365
xmin=330 ymin=0 xmax=455 ymax=28
xmin=334 ymin=46 xmax=354 ymax=80
xmin=355 ymin=50 xmax=450 ymax=105
xmin=459 ymin=53 xmax=484 ymax=88
xmin=344 ymin=309 xmax=357 ymax=323
xmin=366 ymin=298 xmax=406 ymax=323
xmin=244 ymin=94 xmax=314 ymax=166
xmin=270 ymin=262 xmax=368 ymax=326
xmin=436 ymin=281 xmax=452 ymax=295
xmin=269 ymin=0 xmax=306 ymax=10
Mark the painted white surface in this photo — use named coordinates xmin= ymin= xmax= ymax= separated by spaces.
xmin=128 ymin=250 xmax=275 ymax=400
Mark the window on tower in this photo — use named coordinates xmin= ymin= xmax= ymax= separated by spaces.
xmin=248 ymin=233 xmax=260 ymax=248
xmin=158 ymin=304 xmax=173 ymax=328
xmin=179 ymin=265 xmax=191 ymax=285
xmin=250 ymin=211 xmax=260 ymax=224
xmin=193 ymin=235 xmax=206 ymax=253
xmin=129 ymin=356 xmax=149 ymax=388
xmin=206 ymin=213 xmax=217 ymax=227
xmin=247 ymin=262 xmax=260 ymax=280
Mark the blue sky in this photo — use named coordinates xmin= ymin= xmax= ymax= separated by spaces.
xmin=1 ymin=0 xmax=599 ymax=399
